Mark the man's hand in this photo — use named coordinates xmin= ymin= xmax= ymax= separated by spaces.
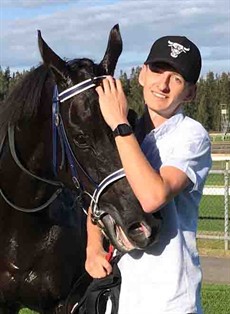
xmin=96 ymin=76 xmax=129 ymax=130
xmin=85 ymin=246 xmax=112 ymax=278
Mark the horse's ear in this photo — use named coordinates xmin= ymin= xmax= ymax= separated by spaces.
xmin=37 ymin=30 xmax=66 ymax=78
xmin=99 ymin=24 xmax=122 ymax=75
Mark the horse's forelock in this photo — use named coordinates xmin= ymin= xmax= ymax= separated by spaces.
xmin=66 ymin=58 xmax=102 ymax=80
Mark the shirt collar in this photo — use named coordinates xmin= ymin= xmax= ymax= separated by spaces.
xmin=150 ymin=108 xmax=185 ymax=140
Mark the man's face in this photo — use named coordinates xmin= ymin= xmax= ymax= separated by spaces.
xmin=139 ymin=63 xmax=194 ymax=118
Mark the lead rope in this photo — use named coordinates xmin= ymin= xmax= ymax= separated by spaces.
xmin=106 ymin=244 xmax=115 ymax=262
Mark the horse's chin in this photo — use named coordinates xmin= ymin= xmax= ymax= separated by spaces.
xmin=100 ymin=214 xmax=152 ymax=253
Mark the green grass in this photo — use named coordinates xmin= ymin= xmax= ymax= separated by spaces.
xmin=198 ymin=219 xmax=224 ymax=233
xmin=199 ymin=167 xmax=229 ymax=232
xmin=205 ymin=173 xmax=225 ymax=186
xmin=212 ymin=160 xmax=229 ymax=171
xmin=197 ymin=239 xmax=230 ymax=256
xmin=210 ymin=134 xmax=230 ymax=142
xmin=202 ymin=284 xmax=230 ymax=314
xmin=19 ymin=284 xmax=230 ymax=314
xmin=197 ymin=167 xmax=230 ymax=250
xmin=198 ymin=195 xmax=227 ymax=232
xmin=200 ymin=195 xmax=224 ymax=215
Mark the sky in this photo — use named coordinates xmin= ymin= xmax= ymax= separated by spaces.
xmin=1 ymin=0 xmax=230 ymax=78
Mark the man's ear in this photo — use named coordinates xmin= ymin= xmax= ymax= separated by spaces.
xmin=184 ymin=84 xmax=197 ymax=102
xmin=138 ymin=65 xmax=147 ymax=87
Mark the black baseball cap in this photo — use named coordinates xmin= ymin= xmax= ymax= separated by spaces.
xmin=144 ymin=36 xmax=201 ymax=83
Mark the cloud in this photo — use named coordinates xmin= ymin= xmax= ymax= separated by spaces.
xmin=1 ymin=0 xmax=72 ymax=8
xmin=1 ymin=0 xmax=229 ymax=76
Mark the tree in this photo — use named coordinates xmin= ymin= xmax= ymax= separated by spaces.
xmin=127 ymin=67 xmax=144 ymax=117
xmin=0 ymin=66 xmax=11 ymax=101
xmin=1 ymin=64 xmax=229 ymax=132
xmin=119 ymin=70 xmax=130 ymax=97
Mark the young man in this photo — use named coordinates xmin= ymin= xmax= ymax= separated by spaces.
xmin=85 ymin=36 xmax=212 ymax=314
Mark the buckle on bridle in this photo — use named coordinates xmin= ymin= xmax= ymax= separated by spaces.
xmin=54 ymin=113 xmax=60 ymax=127
xmin=92 ymin=76 xmax=106 ymax=87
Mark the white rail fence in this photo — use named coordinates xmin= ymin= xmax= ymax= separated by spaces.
xmin=197 ymin=155 xmax=230 ymax=250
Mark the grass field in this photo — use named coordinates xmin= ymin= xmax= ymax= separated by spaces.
xmin=197 ymin=164 xmax=229 ymax=251
xmin=210 ymin=134 xmax=230 ymax=142
xmin=198 ymin=239 xmax=230 ymax=257
xmin=19 ymin=283 xmax=230 ymax=314
xmin=202 ymin=284 xmax=230 ymax=314
xmin=198 ymin=162 xmax=229 ymax=235
xmin=205 ymin=173 xmax=225 ymax=186
xmin=212 ymin=160 xmax=229 ymax=170
xmin=198 ymin=195 xmax=226 ymax=232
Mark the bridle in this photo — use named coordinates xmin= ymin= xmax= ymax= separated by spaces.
xmin=0 ymin=75 xmax=125 ymax=220
xmin=52 ymin=76 xmax=126 ymax=220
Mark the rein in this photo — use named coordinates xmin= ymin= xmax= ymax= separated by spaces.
xmin=1 ymin=76 xmax=126 ymax=217
xmin=0 ymin=126 xmax=63 ymax=212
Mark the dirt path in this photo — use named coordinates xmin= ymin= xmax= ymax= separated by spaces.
xmin=201 ymin=255 xmax=230 ymax=284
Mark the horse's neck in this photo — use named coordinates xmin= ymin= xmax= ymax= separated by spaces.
xmin=24 ymin=115 xmax=53 ymax=172
xmin=1 ymin=95 xmax=53 ymax=178
xmin=0 ymin=115 xmax=59 ymax=210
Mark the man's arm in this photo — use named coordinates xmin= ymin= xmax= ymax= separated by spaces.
xmin=115 ymin=134 xmax=190 ymax=213
xmin=85 ymin=208 xmax=112 ymax=278
xmin=96 ymin=78 xmax=190 ymax=213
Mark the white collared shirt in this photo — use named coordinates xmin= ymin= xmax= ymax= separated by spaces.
xmin=118 ymin=111 xmax=212 ymax=314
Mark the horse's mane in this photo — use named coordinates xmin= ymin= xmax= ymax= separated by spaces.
xmin=0 ymin=64 xmax=51 ymax=140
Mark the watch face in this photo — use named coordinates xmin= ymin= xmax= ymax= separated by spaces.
xmin=113 ymin=124 xmax=133 ymax=137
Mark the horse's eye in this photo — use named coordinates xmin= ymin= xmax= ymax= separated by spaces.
xmin=73 ymin=134 xmax=89 ymax=149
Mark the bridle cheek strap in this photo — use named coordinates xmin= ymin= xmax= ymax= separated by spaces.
xmin=52 ymin=76 xmax=127 ymax=217
xmin=52 ymin=78 xmax=106 ymax=187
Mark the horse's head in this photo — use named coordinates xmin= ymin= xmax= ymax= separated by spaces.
xmin=38 ymin=25 xmax=162 ymax=252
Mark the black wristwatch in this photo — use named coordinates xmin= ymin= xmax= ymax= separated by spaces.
xmin=113 ymin=124 xmax=133 ymax=137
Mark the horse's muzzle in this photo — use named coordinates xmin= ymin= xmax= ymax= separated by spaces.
xmin=100 ymin=213 xmax=161 ymax=253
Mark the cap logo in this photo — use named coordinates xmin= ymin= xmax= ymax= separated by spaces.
xmin=168 ymin=40 xmax=190 ymax=58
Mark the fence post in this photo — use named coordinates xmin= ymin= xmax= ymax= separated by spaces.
xmin=224 ymin=160 xmax=229 ymax=250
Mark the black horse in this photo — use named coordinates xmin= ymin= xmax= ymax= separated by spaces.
xmin=0 ymin=25 xmax=161 ymax=313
